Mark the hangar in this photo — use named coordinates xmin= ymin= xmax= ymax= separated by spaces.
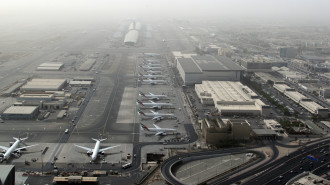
xmin=124 ymin=30 xmax=139 ymax=46
xmin=176 ymin=55 xmax=242 ymax=85
xmin=20 ymin=79 xmax=67 ymax=91
xmin=2 ymin=106 xmax=39 ymax=120
xmin=195 ymin=81 xmax=271 ymax=116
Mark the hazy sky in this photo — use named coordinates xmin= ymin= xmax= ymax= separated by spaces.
xmin=1 ymin=0 xmax=330 ymax=25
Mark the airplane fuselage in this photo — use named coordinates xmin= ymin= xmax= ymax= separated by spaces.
xmin=2 ymin=140 xmax=20 ymax=161
xmin=92 ymin=140 xmax=100 ymax=161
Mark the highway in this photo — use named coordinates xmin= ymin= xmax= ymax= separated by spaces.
xmin=211 ymin=138 xmax=330 ymax=185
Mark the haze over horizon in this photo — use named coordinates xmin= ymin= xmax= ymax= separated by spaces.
xmin=1 ymin=0 xmax=330 ymax=26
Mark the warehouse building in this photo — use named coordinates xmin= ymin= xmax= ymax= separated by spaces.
xmin=2 ymin=106 xmax=39 ymax=120
xmin=176 ymin=55 xmax=242 ymax=85
xmin=20 ymin=79 xmax=66 ymax=91
xmin=37 ymin=62 xmax=63 ymax=71
xmin=18 ymin=93 xmax=54 ymax=102
xmin=263 ymin=119 xmax=284 ymax=133
xmin=274 ymin=82 xmax=328 ymax=118
xmin=201 ymin=118 xmax=251 ymax=144
xmin=69 ymin=81 xmax=92 ymax=87
xmin=240 ymin=55 xmax=272 ymax=72
xmin=124 ymin=30 xmax=139 ymax=46
xmin=195 ymin=81 xmax=271 ymax=116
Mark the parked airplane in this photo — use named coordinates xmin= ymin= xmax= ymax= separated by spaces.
xmin=136 ymin=99 xmax=173 ymax=109
xmin=143 ymin=53 xmax=161 ymax=57
xmin=138 ymin=91 xmax=168 ymax=100
xmin=0 ymin=137 xmax=38 ymax=162
xmin=74 ymin=138 xmax=120 ymax=163
xmin=141 ymin=62 xmax=161 ymax=67
xmin=138 ymin=73 xmax=164 ymax=79
xmin=143 ymin=59 xmax=161 ymax=64
xmin=140 ymin=123 xmax=176 ymax=136
xmin=139 ymin=65 xmax=162 ymax=70
xmin=141 ymin=68 xmax=162 ymax=75
xmin=137 ymin=109 xmax=175 ymax=121
xmin=138 ymin=78 xmax=166 ymax=85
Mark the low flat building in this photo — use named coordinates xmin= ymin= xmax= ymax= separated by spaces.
xmin=18 ymin=93 xmax=54 ymax=102
xmin=241 ymin=55 xmax=272 ymax=72
xmin=176 ymin=55 xmax=242 ymax=85
xmin=274 ymin=82 xmax=328 ymax=118
xmin=20 ymin=79 xmax=66 ymax=91
xmin=252 ymin=129 xmax=278 ymax=140
xmin=201 ymin=118 xmax=251 ymax=144
xmin=2 ymin=106 xmax=39 ymax=120
xmin=37 ymin=62 xmax=63 ymax=71
xmin=195 ymin=81 xmax=270 ymax=116
xmin=69 ymin=81 xmax=92 ymax=86
xmin=263 ymin=119 xmax=284 ymax=133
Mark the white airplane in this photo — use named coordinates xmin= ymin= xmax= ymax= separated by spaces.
xmin=141 ymin=68 xmax=162 ymax=75
xmin=143 ymin=59 xmax=161 ymax=64
xmin=138 ymin=78 xmax=166 ymax=85
xmin=138 ymin=91 xmax=168 ymax=100
xmin=0 ymin=137 xmax=38 ymax=162
xmin=143 ymin=53 xmax=161 ymax=57
xmin=137 ymin=109 xmax=175 ymax=121
xmin=140 ymin=123 xmax=176 ymax=136
xmin=139 ymin=65 xmax=162 ymax=70
xmin=138 ymin=73 xmax=164 ymax=79
xmin=136 ymin=99 xmax=173 ymax=109
xmin=74 ymin=138 xmax=120 ymax=162
xmin=141 ymin=62 xmax=161 ymax=67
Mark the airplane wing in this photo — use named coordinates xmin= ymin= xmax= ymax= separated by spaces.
xmin=149 ymin=100 xmax=155 ymax=104
xmin=11 ymin=153 xmax=20 ymax=158
xmin=99 ymin=145 xmax=120 ymax=152
xmin=74 ymin=145 xmax=93 ymax=152
xmin=149 ymin=92 xmax=155 ymax=95
xmin=155 ymin=132 xmax=165 ymax=136
xmin=0 ymin=146 xmax=9 ymax=151
xmin=150 ymin=110 xmax=157 ymax=114
xmin=153 ymin=124 xmax=161 ymax=129
xmin=15 ymin=144 xmax=38 ymax=151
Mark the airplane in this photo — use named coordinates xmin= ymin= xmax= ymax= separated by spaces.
xmin=138 ymin=78 xmax=166 ymax=85
xmin=138 ymin=91 xmax=168 ymax=100
xmin=141 ymin=68 xmax=162 ymax=75
xmin=137 ymin=109 xmax=175 ymax=121
xmin=137 ymin=73 xmax=164 ymax=79
xmin=74 ymin=138 xmax=120 ymax=163
xmin=0 ymin=137 xmax=38 ymax=162
xmin=142 ymin=59 xmax=161 ymax=64
xmin=140 ymin=123 xmax=176 ymax=136
xmin=141 ymin=62 xmax=161 ymax=67
xmin=136 ymin=99 xmax=173 ymax=109
xmin=139 ymin=65 xmax=162 ymax=70
xmin=143 ymin=53 xmax=161 ymax=57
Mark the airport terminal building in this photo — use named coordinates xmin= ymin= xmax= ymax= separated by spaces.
xmin=176 ymin=55 xmax=242 ymax=85
xmin=195 ymin=81 xmax=271 ymax=116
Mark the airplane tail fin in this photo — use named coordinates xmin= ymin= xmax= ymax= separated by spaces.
xmin=91 ymin=138 xmax=99 ymax=142
xmin=99 ymin=138 xmax=107 ymax=142
xmin=140 ymin=123 xmax=150 ymax=131
xmin=137 ymin=109 xmax=145 ymax=116
xmin=13 ymin=137 xmax=28 ymax=141
xmin=136 ymin=99 xmax=143 ymax=105
xmin=139 ymin=91 xmax=146 ymax=97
